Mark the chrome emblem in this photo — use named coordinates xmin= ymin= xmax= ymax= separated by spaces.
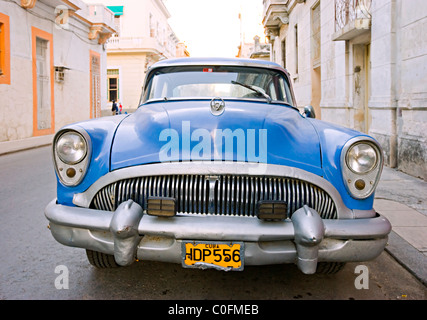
xmin=210 ymin=97 xmax=225 ymax=116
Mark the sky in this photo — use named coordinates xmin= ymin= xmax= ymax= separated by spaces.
xmin=163 ymin=0 xmax=266 ymax=57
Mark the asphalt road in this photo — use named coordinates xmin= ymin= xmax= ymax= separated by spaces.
xmin=0 ymin=146 xmax=425 ymax=301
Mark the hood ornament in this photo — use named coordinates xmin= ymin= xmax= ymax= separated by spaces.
xmin=210 ymin=97 xmax=225 ymax=116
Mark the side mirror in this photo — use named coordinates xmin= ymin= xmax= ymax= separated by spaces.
xmin=303 ymin=105 xmax=316 ymax=119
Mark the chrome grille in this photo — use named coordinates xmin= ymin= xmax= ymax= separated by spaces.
xmin=91 ymin=175 xmax=337 ymax=219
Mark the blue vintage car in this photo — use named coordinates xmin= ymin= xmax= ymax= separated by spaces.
xmin=45 ymin=57 xmax=391 ymax=274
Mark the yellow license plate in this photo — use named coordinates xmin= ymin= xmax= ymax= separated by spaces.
xmin=182 ymin=241 xmax=244 ymax=271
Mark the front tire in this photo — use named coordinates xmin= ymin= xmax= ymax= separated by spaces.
xmin=86 ymin=250 xmax=120 ymax=268
xmin=316 ymin=262 xmax=346 ymax=274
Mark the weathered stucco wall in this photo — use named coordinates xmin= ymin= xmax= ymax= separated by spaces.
xmin=0 ymin=0 xmax=111 ymax=145
xmin=369 ymin=0 xmax=427 ymax=180
xmin=266 ymin=0 xmax=427 ymax=180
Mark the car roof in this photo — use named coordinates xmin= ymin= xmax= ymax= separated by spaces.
xmin=149 ymin=57 xmax=288 ymax=74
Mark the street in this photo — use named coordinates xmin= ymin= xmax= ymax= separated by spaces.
xmin=0 ymin=146 xmax=425 ymax=300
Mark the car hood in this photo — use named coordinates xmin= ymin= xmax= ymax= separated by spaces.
xmin=110 ymin=100 xmax=323 ymax=175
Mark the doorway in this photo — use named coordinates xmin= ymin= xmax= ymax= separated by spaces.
xmin=310 ymin=1 xmax=321 ymax=118
xmin=353 ymin=43 xmax=371 ymax=133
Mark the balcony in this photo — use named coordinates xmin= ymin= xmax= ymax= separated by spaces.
xmin=262 ymin=0 xmax=290 ymax=42
xmin=262 ymin=0 xmax=289 ymax=28
xmin=332 ymin=0 xmax=372 ymax=41
xmin=106 ymin=37 xmax=175 ymax=59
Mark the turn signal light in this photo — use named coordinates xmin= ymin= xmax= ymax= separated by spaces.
xmin=257 ymin=200 xmax=288 ymax=220
xmin=147 ymin=197 xmax=176 ymax=217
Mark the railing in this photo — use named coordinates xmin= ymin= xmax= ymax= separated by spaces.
xmin=335 ymin=0 xmax=372 ymax=31
xmin=87 ymin=4 xmax=115 ymax=27
xmin=108 ymin=37 xmax=154 ymax=48
xmin=107 ymin=37 xmax=175 ymax=58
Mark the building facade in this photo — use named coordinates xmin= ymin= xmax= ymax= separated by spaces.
xmin=89 ymin=0 xmax=180 ymax=114
xmin=176 ymin=42 xmax=190 ymax=58
xmin=263 ymin=0 xmax=427 ymax=180
xmin=237 ymin=35 xmax=271 ymax=60
xmin=0 ymin=0 xmax=115 ymax=153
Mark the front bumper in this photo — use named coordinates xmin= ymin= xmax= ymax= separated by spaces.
xmin=45 ymin=199 xmax=391 ymax=274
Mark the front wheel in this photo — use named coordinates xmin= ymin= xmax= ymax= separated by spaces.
xmin=86 ymin=250 xmax=120 ymax=268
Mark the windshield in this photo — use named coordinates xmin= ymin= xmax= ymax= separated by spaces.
xmin=141 ymin=66 xmax=294 ymax=105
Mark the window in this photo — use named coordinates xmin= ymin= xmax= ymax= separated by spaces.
xmin=281 ymin=38 xmax=286 ymax=69
xmin=149 ymin=14 xmax=155 ymax=37
xmin=142 ymin=66 xmax=295 ymax=106
xmin=0 ymin=12 xmax=10 ymax=85
xmin=113 ymin=16 xmax=121 ymax=37
xmin=0 ymin=22 xmax=3 ymax=75
xmin=0 ymin=22 xmax=2 ymax=75
xmin=90 ymin=51 xmax=101 ymax=118
xmin=107 ymin=69 xmax=119 ymax=102
xmin=106 ymin=6 xmax=123 ymax=37
xmin=36 ymin=38 xmax=51 ymax=130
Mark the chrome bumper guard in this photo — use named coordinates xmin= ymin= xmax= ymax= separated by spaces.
xmin=45 ymin=199 xmax=392 ymax=274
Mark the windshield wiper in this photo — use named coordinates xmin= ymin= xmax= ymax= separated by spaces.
xmin=231 ymin=80 xmax=272 ymax=103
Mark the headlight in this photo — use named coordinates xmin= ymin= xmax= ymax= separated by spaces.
xmin=53 ymin=129 xmax=91 ymax=186
xmin=56 ymin=132 xmax=87 ymax=164
xmin=341 ymin=138 xmax=383 ymax=199
xmin=346 ymin=143 xmax=378 ymax=174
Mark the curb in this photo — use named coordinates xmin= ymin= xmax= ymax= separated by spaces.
xmin=385 ymin=231 xmax=427 ymax=287
xmin=0 ymin=135 xmax=53 ymax=156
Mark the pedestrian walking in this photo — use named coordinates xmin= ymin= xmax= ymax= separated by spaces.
xmin=111 ymin=100 xmax=118 ymax=115
xmin=118 ymin=101 xmax=123 ymax=114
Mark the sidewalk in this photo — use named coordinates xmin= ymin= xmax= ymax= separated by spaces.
xmin=0 ymin=135 xmax=53 ymax=156
xmin=374 ymin=166 xmax=427 ymax=286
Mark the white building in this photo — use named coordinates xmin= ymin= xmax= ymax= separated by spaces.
xmin=0 ymin=0 xmax=115 ymax=154
xmin=263 ymin=0 xmax=427 ymax=180
xmin=84 ymin=0 xmax=180 ymax=113
xmin=176 ymin=42 xmax=190 ymax=58
xmin=236 ymin=35 xmax=271 ymax=60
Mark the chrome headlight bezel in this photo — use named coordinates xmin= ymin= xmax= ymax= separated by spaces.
xmin=341 ymin=137 xmax=383 ymax=199
xmin=53 ymin=129 xmax=91 ymax=187
xmin=56 ymin=131 xmax=87 ymax=165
